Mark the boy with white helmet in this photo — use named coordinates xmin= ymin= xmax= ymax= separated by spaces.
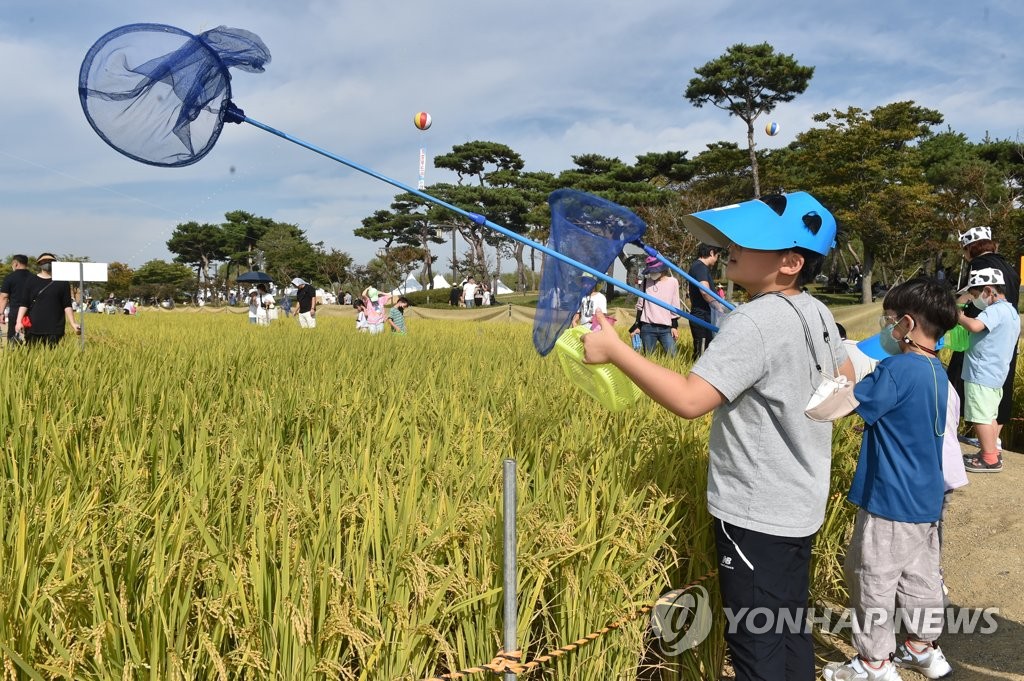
xmin=948 ymin=226 xmax=1020 ymax=452
xmin=956 ymin=267 xmax=1021 ymax=472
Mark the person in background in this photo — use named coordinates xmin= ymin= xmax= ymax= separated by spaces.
xmin=255 ymin=284 xmax=274 ymax=326
xmin=361 ymin=287 xmax=387 ymax=334
xmin=246 ymin=288 xmax=260 ymax=324
xmin=948 ymin=226 xmax=1019 ymax=454
xmin=14 ymin=252 xmax=79 ymax=346
xmin=354 ymin=298 xmax=369 ymax=332
xmin=387 ymin=296 xmax=410 ymax=334
xmin=956 ymin=267 xmax=1020 ymax=473
xmin=835 ymin=323 xmax=879 ymax=381
xmin=293 ymin=277 xmax=316 ymax=328
xmin=571 ymin=272 xmax=607 ymax=330
xmin=462 ymin=277 xmax=477 ymax=308
xmin=688 ymin=244 xmax=724 ymax=360
xmin=0 ymin=254 xmax=32 ymax=344
xmin=630 ymin=256 xmax=680 ymax=356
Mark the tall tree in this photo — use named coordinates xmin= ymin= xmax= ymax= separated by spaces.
xmin=354 ymin=195 xmax=445 ymax=286
xmin=132 ymin=259 xmax=195 ymax=301
xmin=915 ymin=132 xmax=1013 ymax=270
xmin=221 ymin=210 xmax=275 ymax=273
xmin=972 ymin=137 xmax=1024 ymax=261
xmin=316 ymin=248 xmax=355 ymax=295
xmin=432 ymin=141 xmax=528 ymax=281
xmin=105 ymin=261 xmax=135 ymax=297
xmin=166 ymin=222 xmax=229 ymax=289
xmin=778 ymin=101 xmax=943 ymax=301
xmin=685 ymin=142 xmax=756 ymax=207
xmin=685 ymin=42 xmax=814 ymax=197
xmin=553 ymin=154 xmax=688 ymax=294
xmin=510 ymin=170 xmax=558 ymax=290
xmin=256 ymin=223 xmax=319 ymax=285
xmin=390 ymin=195 xmax=445 ymax=286
xmin=354 ymin=209 xmax=414 ymax=252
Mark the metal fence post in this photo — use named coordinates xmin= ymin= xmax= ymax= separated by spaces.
xmin=502 ymin=458 xmax=518 ymax=680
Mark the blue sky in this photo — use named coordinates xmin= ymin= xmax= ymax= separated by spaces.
xmin=0 ymin=0 xmax=1021 ymax=270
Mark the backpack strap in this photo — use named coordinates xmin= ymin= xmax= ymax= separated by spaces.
xmin=768 ymin=292 xmax=840 ymax=379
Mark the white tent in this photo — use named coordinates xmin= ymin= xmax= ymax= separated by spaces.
xmin=495 ymin=280 xmax=515 ymax=295
xmin=431 ymin=273 xmax=451 ymax=289
xmin=390 ymin=274 xmax=423 ymax=296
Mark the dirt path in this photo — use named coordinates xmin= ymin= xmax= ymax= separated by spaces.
xmin=928 ymin=444 xmax=1024 ymax=680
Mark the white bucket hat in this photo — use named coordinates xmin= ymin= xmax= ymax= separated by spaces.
xmin=958 ymin=267 xmax=1005 ymax=293
xmin=958 ymin=226 xmax=992 ymax=247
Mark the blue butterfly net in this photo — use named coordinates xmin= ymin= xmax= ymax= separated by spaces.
xmin=533 ymin=190 xmax=648 ymax=356
xmin=79 ymin=23 xmax=270 ymax=167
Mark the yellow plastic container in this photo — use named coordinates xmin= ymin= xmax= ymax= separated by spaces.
xmin=554 ymin=326 xmax=643 ymax=411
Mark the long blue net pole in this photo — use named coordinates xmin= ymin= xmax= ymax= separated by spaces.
xmin=227 ymin=105 xmax=715 ymax=333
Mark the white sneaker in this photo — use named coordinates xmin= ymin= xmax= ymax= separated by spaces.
xmin=823 ymin=656 xmax=903 ymax=680
xmin=893 ymin=641 xmax=953 ymax=678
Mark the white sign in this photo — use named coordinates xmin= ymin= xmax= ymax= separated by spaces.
xmin=52 ymin=261 xmax=109 ymax=282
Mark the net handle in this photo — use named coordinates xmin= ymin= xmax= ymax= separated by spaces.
xmin=225 ymin=103 xmax=717 ymax=333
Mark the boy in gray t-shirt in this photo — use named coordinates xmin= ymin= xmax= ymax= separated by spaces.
xmin=584 ymin=192 xmax=853 ymax=681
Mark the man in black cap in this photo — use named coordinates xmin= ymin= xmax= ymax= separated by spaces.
xmin=292 ymin=277 xmax=317 ymax=328
xmin=0 ymin=254 xmax=32 ymax=343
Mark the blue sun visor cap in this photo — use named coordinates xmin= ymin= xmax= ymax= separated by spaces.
xmin=680 ymin=191 xmax=837 ymax=256
xmin=857 ymin=331 xmax=945 ymax=360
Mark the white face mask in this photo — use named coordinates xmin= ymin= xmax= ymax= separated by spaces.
xmin=973 ymin=290 xmax=990 ymax=311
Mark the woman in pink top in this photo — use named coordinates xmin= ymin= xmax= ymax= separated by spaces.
xmin=361 ymin=287 xmax=389 ymax=334
xmin=629 ymin=256 xmax=681 ymax=356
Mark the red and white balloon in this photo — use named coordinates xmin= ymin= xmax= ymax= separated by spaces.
xmin=413 ymin=112 xmax=432 ymax=130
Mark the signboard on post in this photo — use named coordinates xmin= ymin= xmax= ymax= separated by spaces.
xmin=51 ymin=261 xmax=109 ymax=350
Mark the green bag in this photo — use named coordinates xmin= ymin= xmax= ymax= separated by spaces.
xmin=944 ymin=325 xmax=970 ymax=352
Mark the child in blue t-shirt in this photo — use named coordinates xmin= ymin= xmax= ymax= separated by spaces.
xmin=824 ymin=278 xmax=959 ymax=681
xmin=955 ymin=267 xmax=1021 ymax=473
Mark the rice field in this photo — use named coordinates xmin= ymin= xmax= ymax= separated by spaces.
xmin=0 ymin=310 xmax=861 ymax=680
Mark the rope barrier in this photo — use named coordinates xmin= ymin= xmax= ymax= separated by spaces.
xmin=419 ymin=569 xmax=717 ymax=680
